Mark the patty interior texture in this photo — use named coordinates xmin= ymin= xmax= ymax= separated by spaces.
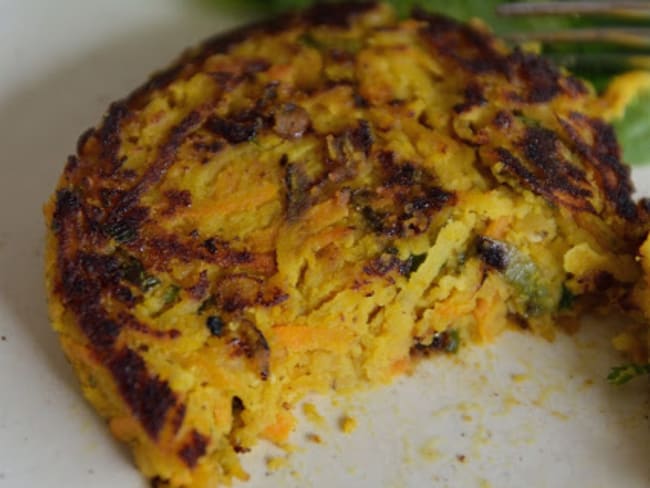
xmin=45 ymin=2 xmax=649 ymax=486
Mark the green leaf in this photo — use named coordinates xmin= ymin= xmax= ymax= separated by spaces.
xmin=607 ymin=363 xmax=650 ymax=385
xmin=206 ymin=0 xmax=573 ymax=29
xmin=613 ymin=87 xmax=650 ymax=166
xmin=392 ymin=0 xmax=575 ymax=33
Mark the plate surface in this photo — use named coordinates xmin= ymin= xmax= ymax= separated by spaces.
xmin=0 ymin=1 xmax=648 ymax=487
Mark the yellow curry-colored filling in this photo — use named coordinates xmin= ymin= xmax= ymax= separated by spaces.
xmin=45 ymin=3 xmax=649 ymax=487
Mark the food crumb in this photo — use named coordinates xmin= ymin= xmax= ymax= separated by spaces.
xmin=419 ymin=438 xmax=441 ymax=461
xmin=306 ymin=433 xmax=322 ymax=444
xmin=302 ymin=402 xmax=325 ymax=427
xmin=478 ymin=478 xmax=492 ymax=488
xmin=339 ymin=415 xmax=357 ymax=434
xmin=290 ymin=470 xmax=301 ymax=480
xmin=266 ymin=456 xmax=288 ymax=472
xmin=551 ymin=410 xmax=569 ymax=421
xmin=456 ymin=454 xmax=467 ymax=463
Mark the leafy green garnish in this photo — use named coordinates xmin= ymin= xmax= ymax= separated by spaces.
xmin=613 ymin=87 xmax=650 ymax=166
xmin=607 ymin=363 xmax=650 ymax=385
xmin=224 ymin=0 xmax=568 ymax=28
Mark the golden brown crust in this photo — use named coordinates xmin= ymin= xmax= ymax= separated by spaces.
xmin=45 ymin=3 xmax=646 ymax=486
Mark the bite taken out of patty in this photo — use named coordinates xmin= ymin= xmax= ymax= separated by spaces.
xmin=44 ymin=2 xmax=649 ymax=486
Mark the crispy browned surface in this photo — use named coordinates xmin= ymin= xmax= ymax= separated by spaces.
xmin=45 ymin=2 xmax=647 ymax=486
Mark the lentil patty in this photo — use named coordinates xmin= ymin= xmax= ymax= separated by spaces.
xmin=44 ymin=2 xmax=648 ymax=486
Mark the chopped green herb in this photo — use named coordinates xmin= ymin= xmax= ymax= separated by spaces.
xmin=298 ymin=32 xmax=322 ymax=49
xmin=445 ymin=328 xmax=461 ymax=354
xmin=405 ymin=253 xmax=427 ymax=277
xmin=360 ymin=205 xmax=387 ymax=234
xmin=478 ymin=237 xmax=553 ymax=316
xmin=558 ymin=284 xmax=575 ymax=311
xmin=298 ymin=30 xmax=363 ymax=53
xmin=198 ymin=295 xmax=217 ymax=314
xmin=163 ymin=285 xmax=181 ymax=305
xmin=120 ymin=254 xmax=160 ymax=292
xmin=150 ymin=284 xmax=182 ymax=318
xmin=141 ymin=275 xmax=161 ymax=292
xmin=607 ymin=363 xmax=650 ymax=385
xmin=105 ymin=220 xmax=137 ymax=243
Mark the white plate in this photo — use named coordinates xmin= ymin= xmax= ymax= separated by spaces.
xmin=0 ymin=2 xmax=648 ymax=487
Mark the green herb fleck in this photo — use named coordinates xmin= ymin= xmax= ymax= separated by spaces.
xmin=607 ymin=363 xmax=650 ymax=385
xmin=502 ymin=247 xmax=552 ymax=316
xmin=105 ymin=220 xmax=137 ymax=243
xmin=141 ymin=275 xmax=161 ymax=292
xmin=299 ymin=32 xmax=322 ymax=49
xmin=360 ymin=206 xmax=387 ymax=234
xmin=120 ymin=254 xmax=160 ymax=292
xmin=558 ymin=284 xmax=575 ymax=311
xmin=163 ymin=285 xmax=181 ymax=305
xmin=405 ymin=253 xmax=427 ymax=277
xmin=198 ymin=295 xmax=217 ymax=314
xmin=445 ymin=328 xmax=461 ymax=354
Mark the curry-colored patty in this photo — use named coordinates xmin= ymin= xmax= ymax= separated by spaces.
xmin=44 ymin=2 xmax=649 ymax=486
